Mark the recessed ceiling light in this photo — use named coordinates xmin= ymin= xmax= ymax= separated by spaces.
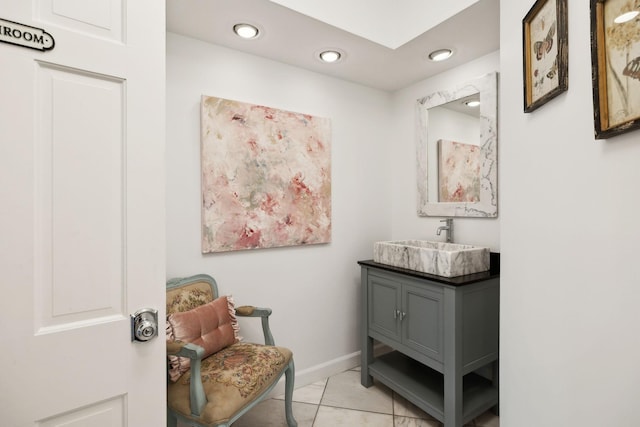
xmin=614 ymin=10 xmax=639 ymax=23
xmin=319 ymin=50 xmax=342 ymax=63
xmin=233 ymin=23 xmax=259 ymax=39
xmin=428 ymin=49 xmax=453 ymax=62
xmin=465 ymin=100 xmax=481 ymax=108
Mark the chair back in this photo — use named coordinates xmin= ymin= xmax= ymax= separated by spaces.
xmin=166 ymin=274 xmax=219 ymax=315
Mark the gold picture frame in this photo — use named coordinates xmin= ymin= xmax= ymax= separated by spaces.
xmin=591 ymin=0 xmax=640 ymax=139
xmin=523 ymin=0 xmax=569 ymax=112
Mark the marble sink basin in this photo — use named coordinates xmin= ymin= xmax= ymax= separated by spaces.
xmin=373 ymin=240 xmax=490 ymax=277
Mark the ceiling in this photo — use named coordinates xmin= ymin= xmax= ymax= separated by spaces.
xmin=166 ymin=0 xmax=500 ymax=92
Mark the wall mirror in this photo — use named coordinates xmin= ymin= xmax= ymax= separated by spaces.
xmin=416 ymin=72 xmax=498 ymax=217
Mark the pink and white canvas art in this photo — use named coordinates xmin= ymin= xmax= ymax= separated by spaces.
xmin=438 ymin=139 xmax=480 ymax=203
xmin=201 ymin=96 xmax=331 ymax=253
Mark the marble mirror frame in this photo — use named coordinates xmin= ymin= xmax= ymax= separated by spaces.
xmin=416 ymin=72 xmax=498 ymax=217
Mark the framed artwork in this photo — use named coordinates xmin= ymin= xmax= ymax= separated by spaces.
xmin=591 ymin=0 xmax=640 ymax=139
xmin=200 ymin=96 xmax=332 ymax=253
xmin=437 ymin=139 xmax=481 ymax=203
xmin=523 ymin=0 xmax=569 ymax=112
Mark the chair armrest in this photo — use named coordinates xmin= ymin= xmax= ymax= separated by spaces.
xmin=166 ymin=341 xmax=207 ymax=416
xmin=236 ymin=305 xmax=272 ymax=317
xmin=235 ymin=305 xmax=275 ymax=346
xmin=167 ymin=340 xmax=188 ymax=355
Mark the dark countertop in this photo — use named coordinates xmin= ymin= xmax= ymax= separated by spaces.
xmin=358 ymin=252 xmax=500 ymax=287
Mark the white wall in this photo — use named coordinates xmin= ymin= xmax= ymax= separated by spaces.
xmin=166 ymin=33 xmax=392 ymax=385
xmin=389 ymin=51 xmax=500 ymax=250
xmin=500 ymin=2 xmax=640 ymax=426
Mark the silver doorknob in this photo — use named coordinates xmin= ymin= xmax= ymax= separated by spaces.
xmin=131 ymin=308 xmax=158 ymax=342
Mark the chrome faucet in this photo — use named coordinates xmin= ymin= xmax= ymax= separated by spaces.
xmin=436 ymin=218 xmax=454 ymax=243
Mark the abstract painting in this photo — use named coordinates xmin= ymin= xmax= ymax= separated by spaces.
xmin=201 ymin=96 xmax=331 ymax=253
xmin=438 ymin=139 xmax=480 ymax=203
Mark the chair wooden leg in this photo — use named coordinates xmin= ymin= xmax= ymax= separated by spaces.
xmin=167 ymin=408 xmax=178 ymax=427
xmin=284 ymin=360 xmax=298 ymax=427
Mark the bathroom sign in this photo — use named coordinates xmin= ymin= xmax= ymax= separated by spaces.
xmin=0 ymin=18 xmax=55 ymax=51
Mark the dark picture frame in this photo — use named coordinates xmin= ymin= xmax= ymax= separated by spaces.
xmin=523 ymin=0 xmax=568 ymax=112
xmin=591 ymin=0 xmax=640 ymax=139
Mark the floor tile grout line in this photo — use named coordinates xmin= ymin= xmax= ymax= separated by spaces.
xmin=310 ymin=376 xmax=329 ymax=427
xmin=315 ymin=403 xmax=394 ymax=416
xmin=392 ymin=390 xmax=396 ymax=427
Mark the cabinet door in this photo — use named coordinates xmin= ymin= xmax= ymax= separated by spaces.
xmin=368 ymin=274 xmax=402 ymax=341
xmin=402 ymin=283 xmax=444 ymax=362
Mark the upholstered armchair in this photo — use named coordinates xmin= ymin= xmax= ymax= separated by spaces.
xmin=166 ymin=274 xmax=297 ymax=427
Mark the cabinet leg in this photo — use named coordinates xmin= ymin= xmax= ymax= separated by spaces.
xmin=443 ymin=373 xmax=463 ymax=427
xmin=361 ymin=371 xmax=373 ymax=388
xmin=361 ymin=335 xmax=374 ymax=387
xmin=444 ymin=287 xmax=463 ymax=427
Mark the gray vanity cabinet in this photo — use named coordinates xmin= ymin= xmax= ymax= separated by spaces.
xmin=369 ymin=274 xmax=444 ymax=366
xmin=359 ymin=261 xmax=499 ymax=427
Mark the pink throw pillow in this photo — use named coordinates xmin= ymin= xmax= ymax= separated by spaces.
xmin=166 ymin=295 xmax=239 ymax=382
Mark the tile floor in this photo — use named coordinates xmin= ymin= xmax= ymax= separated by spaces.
xmin=233 ymin=367 xmax=499 ymax=427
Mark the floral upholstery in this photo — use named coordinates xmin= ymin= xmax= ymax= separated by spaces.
xmin=199 ymin=343 xmax=288 ymax=397
xmin=167 ymin=342 xmax=292 ymax=425
xmin=167 ymin=282 xmax=215 ymax=315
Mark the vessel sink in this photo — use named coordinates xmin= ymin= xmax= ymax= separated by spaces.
xmin=373 ymin=240 xmax=490 ymax=277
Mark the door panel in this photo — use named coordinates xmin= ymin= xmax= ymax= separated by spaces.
xmin=368 ymin=274 xmax=401 ymax=341
xmin=35 ymin=63 xmax=125 ymax=332
xmin=403 ymin=283 xmax=444 ymax=362
xmin=0 ymin=1 xmax=165 ymax=425
xmin=35 ymin=0 xmax=124 ymax=42
xmin=38 ymin=395 xmax=125 ymax=427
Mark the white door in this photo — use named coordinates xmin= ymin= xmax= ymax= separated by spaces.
xmin=0 ymin=1 xmax=165 ymax=426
